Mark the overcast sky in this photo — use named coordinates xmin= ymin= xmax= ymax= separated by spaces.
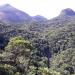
xmin=0 ymin=0 xmax=75 ymax=19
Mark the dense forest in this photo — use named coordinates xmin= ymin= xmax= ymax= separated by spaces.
xmin=0 ymin=5 xmax=75 ymax=75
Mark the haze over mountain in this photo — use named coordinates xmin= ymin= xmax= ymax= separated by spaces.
xmin=0 ymin=4 xmax=47 ymax=24
xmin=0 ymin=4 xmax=75 ymax=26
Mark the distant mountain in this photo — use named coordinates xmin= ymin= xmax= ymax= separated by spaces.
xmin=33 ymin=15 xmax=47 ymax=22
xmin=60 ymin=8 xmax=75 ymax=16
xmin=0 ymin=4 xmax=47 ymax=24
xmin=41 ymin=8 xmax=75 ymax=28
xmin=0 ymin=4 xmax=33 ymax=24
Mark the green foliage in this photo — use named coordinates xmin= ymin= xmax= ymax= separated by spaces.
xmin=1 ymin=36 xmax=34 ymax=75
xmin=1 ymin=13 xmax=75 ymax=75
xmin=5 ymin=36 xmax=33 ymax=58
xmin=50 ymin=48 xmax=75 ymax=75
xmin=0 ymin=64 xmax=18 ymax=75
xmin=6 ymin=36 xmax=33 ymax=51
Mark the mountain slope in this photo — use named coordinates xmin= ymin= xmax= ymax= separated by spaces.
xmin=0 ymin=4 xmax=47 ymax=24
xmin=43 ymin=8 xmax=75 ymax=75
xmin=41 ymin=8 xmax=75 ymax=28
xmin=0 ymin=4 xmax=32 ymax=24
xmin=0 ymin=7 xmax=75 ymax=75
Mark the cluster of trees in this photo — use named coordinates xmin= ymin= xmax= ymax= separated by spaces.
xmin=0 ymin=14 xmax=75 ymax=75
xmin=0 ymin=36 xmax=53 ymax=75
xmin=0 ymin=36 xmax=34 ymax=75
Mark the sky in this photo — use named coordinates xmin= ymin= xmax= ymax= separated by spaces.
xmin=0 ymin=0 xmax=75 ymax=19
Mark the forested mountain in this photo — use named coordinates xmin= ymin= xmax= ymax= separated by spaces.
xmin=0 ymin=5 xmax=75 ymax=75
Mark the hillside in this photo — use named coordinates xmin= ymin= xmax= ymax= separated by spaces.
xmin=0 ymin=6 xmax=75 ymax=75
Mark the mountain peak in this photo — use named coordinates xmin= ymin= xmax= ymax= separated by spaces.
xmin=0 ymin=4 xmax=13 ymax=8
xmin=60 ymin=8 xmax=75 ymax=16
xmin=0 ymin=4 xmax=32 ymax=23
xmin=3 ymin=4 xmax=11 ymax=7
xmin=0 ymin=4 xmax=16 ymax=11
